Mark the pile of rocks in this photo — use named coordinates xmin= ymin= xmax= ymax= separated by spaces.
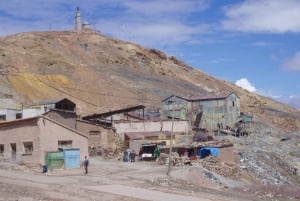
xmin=192 ymin=140 xmax=233 ymax=148
xmin=237 ymin=150 xmax=299 ymax=185
xmin=158 ymin=153 xmax=237 ymax=178
xmin=158 ymin=152 xmax=191 ymax=166
xmin=201 ymin=156 xmax=238 ymax=177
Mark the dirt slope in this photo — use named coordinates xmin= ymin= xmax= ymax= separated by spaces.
xmin=0 ymin=30 xmax=299 ymax=131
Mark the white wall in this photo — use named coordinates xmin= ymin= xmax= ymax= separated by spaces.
xmin=113 ymin=120 xmax=190 ymax=139
xmin=22 ymin=109 xmax=44 ymax=118
xmin=0 ymin=109 xmax=21 ymax=121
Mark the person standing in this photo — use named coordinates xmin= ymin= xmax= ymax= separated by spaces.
xmin=138 ymin=147 xmax=143 ymax=161
xmin=153 ymin=145 xmax=160 ymax=162
xmin=84 ymin=156 xmax=89 ymax=174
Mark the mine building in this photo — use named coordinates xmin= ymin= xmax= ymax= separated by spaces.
xmin=161 ymin=92 xmax=240 ymax=131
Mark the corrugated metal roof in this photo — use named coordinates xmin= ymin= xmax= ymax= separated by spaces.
xmin=182 ymin=92 xmax=233 ymax=101
xmin=162 ymin=92 xmax=238 ymax=102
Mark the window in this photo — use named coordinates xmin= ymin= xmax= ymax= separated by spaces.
xmin=232 ymin=101 xmax=235 ymax=107
xmin=0 ymin=115 xmax=6 ymax=122
xmin=89 ymin=130 xmax=100 ymax=135
xmin=58 ymin=140 xmax=72 ymax=148
xmin=0 ymin=144 xmax=4 ymax=154
xmin=23 ymin=142 xmax=33 ymax=154
xmin=167 ymin=100 xmax=174 ymax=105
xmin=16 ymin=113 xmax=22 ymax=119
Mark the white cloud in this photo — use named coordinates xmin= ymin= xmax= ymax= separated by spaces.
xmin=93 ymin=0 xmax=213 ymax=48
xmin=0 ymin=0 xmax=213 ymax=48
xmin=283 ymin=51 xmax=300 ymax=71
xmin=235 ymin=78 xmax=256 ymax=92
xmin=222 ymin=0 xmax=300 ymax=33
xmin=275 ymin=95 xmax=300 ymax=109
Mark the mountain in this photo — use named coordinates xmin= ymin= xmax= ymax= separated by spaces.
xmin=0 ymin=30 xmax=299 ymax=131
xmin=275 ymin=96 xmax=300 ymax=110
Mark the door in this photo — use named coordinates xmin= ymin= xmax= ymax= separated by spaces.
xmin=10 ymin=143 xmax=16 ymax=163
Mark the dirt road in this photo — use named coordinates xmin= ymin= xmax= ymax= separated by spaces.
xmin=0 ymin=158 xmax=252 ymax=201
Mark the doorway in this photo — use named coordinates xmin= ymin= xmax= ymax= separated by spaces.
xmin=10 ymin=143 xmax=16 ymax=163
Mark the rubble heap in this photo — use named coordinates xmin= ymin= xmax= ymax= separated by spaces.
xmin=158 ymin=152 xmax=191 ymax=166
xmin=192 ymin=140 xmax=233 ymax=148
xmin=238 ymin=150 xmax=299 ymax=185
xmin=201 ymin=156 xmax=238 ymax=177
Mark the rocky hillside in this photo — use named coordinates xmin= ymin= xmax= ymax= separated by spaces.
xmin=0 ymin=30 xmax=299 ymax=131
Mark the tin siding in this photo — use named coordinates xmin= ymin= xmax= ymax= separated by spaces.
xmin=196 ymin=94 xmax=240 ymax=130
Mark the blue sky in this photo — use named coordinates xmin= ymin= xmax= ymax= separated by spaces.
xmin=0 ymin=0 xmax=299 ymax=108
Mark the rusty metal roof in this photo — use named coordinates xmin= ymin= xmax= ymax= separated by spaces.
xmin=162 ymin=92 xmax=238 ymax=102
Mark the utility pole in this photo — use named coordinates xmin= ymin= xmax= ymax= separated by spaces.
xmin=167 ymin=104 xmax=175 ymax=176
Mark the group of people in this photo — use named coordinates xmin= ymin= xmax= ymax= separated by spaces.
xmin=123 ymin=148 xmax=136 ymax=162
xmin=83 ymin=145 xmax=161 ymax=174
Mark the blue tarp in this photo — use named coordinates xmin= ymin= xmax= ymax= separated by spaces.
xmin=199 ymin=147 xmax=219 ymax=158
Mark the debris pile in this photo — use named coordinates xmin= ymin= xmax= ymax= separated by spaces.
xmin=238 ymin=150 xmax=300 ymax=185
xmin=158 ymin=152 xmax=237 ymax=178
xmin=201 ymin=156 xmax=238 ymax=177
xmin=191 ymin=140 xmax=233 ymax=148
xmin=172 ymin=153 xmax=191 ymax=166
xmin=158 ymin=152 xmax=191 ymax=166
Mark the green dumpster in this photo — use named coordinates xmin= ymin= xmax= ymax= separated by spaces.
xmin=45 ymin=151 xmax=64 ymax=170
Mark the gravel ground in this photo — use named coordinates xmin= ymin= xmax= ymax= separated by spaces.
xmin=0 ymin=158 xmax=254 ymax=201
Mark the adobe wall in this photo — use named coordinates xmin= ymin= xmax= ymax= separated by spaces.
xmin=76 ymin=121 xmax=115 ymax=149
xmin=38 ymin=118 xmax=88 ymax=164
xmin=44 ymin=111 xmax=77 ymax=130
xmin=0 ymin=119 xmax=41 ymax=164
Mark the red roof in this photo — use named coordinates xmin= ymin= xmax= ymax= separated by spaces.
xmin=162 ymin=92 xmax=237 ymax=102
xmin=182 ymin=92 xmax=233 ymax=101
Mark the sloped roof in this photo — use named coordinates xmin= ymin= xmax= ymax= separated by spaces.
xmin=162 ymin=92 xmax=238 ymax=102
xmin=82 ymin=105 xmax=145 ymax=120
xmin=0 ymin=115 xmax=87 ymax=138
xmin=43 ymin=108 xmax=77 ymax=115
xmin=31 ymin=98 xmax=72 ymax=106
